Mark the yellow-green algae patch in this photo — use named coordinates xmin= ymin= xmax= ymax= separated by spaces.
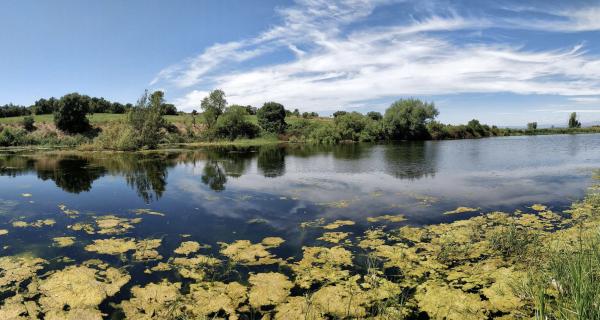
xmin=0 ymin=255 xmax=46 ymax=292
xmin=443 ymin=206 xmax=479 ymax=215
xmin=52 ymin=236 xmax=76 ymax=247
xmin=38 ymin=265 xmax=130 ymax=319
xmin=94 ymin=215 xmax=141 ymax=235
xmin=133 ymin=239 xmax=162 ymax=261
xmin=261 ymin=236 xmax=285 ymax=248
xmin=84 ymin=238 xmax=137 ymax=255
xmin=0 ymin=229 xmax=7 ymax=236
xmin=132 ymin=208 xmax=165 ymax=216
xmin=318 ymin=231 xmax=351 ymax=244
xmin=58 ymin=204 xmax=79 ymax=216
xmin=530 ymin=203 xmax=547 ymax=211
xmin=248 ymin=272 xmax=293 ymax=308
xmin=322 ymin=219 xmax=356 ymax=230
xmin=121 ymin=280 xmax=182 ymax=319
xmin=219 ymin=239 xmax=283 ymax=266
xmin=173 ymin=241 xmax=202 ymax=255
xmin=12 ymin=219 xmax=55 ymax=228
xmin=367 ymin=214 xmax=407 ymax=223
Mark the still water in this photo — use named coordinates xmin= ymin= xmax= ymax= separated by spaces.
xmin=0 ymin=134 xmax=599 ymax=316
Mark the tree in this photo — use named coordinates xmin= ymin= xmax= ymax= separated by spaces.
xmin=32 ymin=97 xmax=58 ymax=115
xmin=292 ymin=108 xmax=300 ymax=117
xmin=367 ymin=111 xmax=383 ymax=121
xmin=334 ymin=112 xmax=369 ymax=141
xmin=568 ymin=112 xmax=581 ymax=128
xmin=127 ymin=90 xmax=167 ymax=149
xmin=162 ymin=103 xmax=178 ymax=115
xmin=201 ymin=89 xmax=227 ymax=129
xmin=214 ymin=105 xmax=259 ymax=140
xmin=54 ymin=93 xmax=91 ymax=133
xmin=257 ymin=102 xmax=287 ymax=133
xmin=245 ymin=105 xmax=257 ymax=115
xmin=383 ymin=99 xmax=438 ymax=140
xmin=527 ymin=122 xmax=537 ymax=130
xmin=191 ymin=109 xmax=198 ymax=127
xmin=333 ymin=111 xmax=347 ymax=118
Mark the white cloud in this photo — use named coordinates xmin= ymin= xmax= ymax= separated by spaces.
xmin=152 ymin=0 xmax=600 ymax=112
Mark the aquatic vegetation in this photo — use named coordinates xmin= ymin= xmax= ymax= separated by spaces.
xmin=133 ymin=238 xmax=163 ymax=261
xmin=132 ymin=208 xmax=165 ymax=216
xmin=248 ymin=272 xmax=293 ymax=308
xmin=20 ymin=193 xmax=32 ymax=197
xmin=173 ymin=240 xmax=203 ymax=255
xmin=95 ymin=215 xmax=141 ymax=235
xmin=367 ymin=214 xmax=407 ymax=223
xmin=322 ymin=219 xmax=356 ymax=230
xmin=121 ymin=281 xmax=182 ymax=319
xmin=291 ymin=246 xmax=353 ymax=288
xmin=0 ymin=229 xmax=7 ymax=235
xmin=219 ymin=239 xmax=283 ymax=265
xmin=84 ymin=238 xmax=137 ymax=255
xmin=318 ymin=231 xmax=351 ymax=244
xmin=261 ymin=236 xmax=285 ymax=248
xmin=11 ymin=218 xmax=55 ymax=228
xmin=58 ymin=204 xmax=79 ymax=216
xmin=443 ymin=206 xmax=479 ymax=215
xmin=52 ymin=236 xmax=75 ymax=247
xmin=530 ymin=203 xmax=547 ymax=211
xmin=0 ymin=255 xmax=46 ymax=292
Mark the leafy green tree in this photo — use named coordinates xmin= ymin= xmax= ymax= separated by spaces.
xmin=383 ymin=99 xmax=438 ymax=140
xmin=292 ymin=108 xmax=300 ymax=117
xmin=334 ymin=112 xmax=369 ymax=141
xmin=32 ymin=97 xmax=58 ymax=115
xmin=22 ymin=116 xmax=35 ymax=131
xmin=568 ymin=112 xmax=581 ymax=128
xmin=333 ymin=111 xmax=347 ymax=118
xmin=127 ymin=90 xmax=167 ymax=149
xmin=162 ymin=103 xmax=178 ymax=115
xmin=214 ymin=105 xmax=259 ymax=140
xmin=257 ymin=102 xmax=287 ymax=133
xmin=54 ymin=93 xmax=91 ymax=133
xmin=527 ymin=122 xmax=537 ymax=130
xmin=201 ymin=89 xmax=227 ymax=129
xmin=367 ymin=111 xmax=382 ymax=121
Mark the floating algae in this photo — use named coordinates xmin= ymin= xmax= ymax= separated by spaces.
xmin=133 ymin=239 xmax=162 ymax=261
xmin=95 ymin=215 xmax=141 ymax=235
xmin=38 ymin=265 xmax=130 ymax=319
xmin=0 ymin=229 xmax=7 ymax=236
xmin=173 ymin=241 xmax=204 ymax=255
xmin=132 ymin=208 xmax=165 ymax=217
xmin=318 ymin=231 xmax=351 ymax=244
xmin=52 ymin=236 xmax=76 ymax=247
xmin=120 ymin=281 xmax=182 ymax=319
xmin=0 ymin=255 xmax=46 ymax=292
xmin=186 ymin=281 xmax=247 ymax=319
xmin=172 ymin=254 xmax=221 ymax=280
xmin=12 ymin=219 xmax=55 ymax=228
xmin=443 ymin=206 xmax=479 ymax=215
xmin=322 ymin=219 xmax=355 ymax=230
xmin=291 ymin=246 xmax=353 ymax=288
xmin=84 ymin=238 xmax=137 ymax=255
xmin=367 ymin=214 xmax=407 ymax=223
xmin=20 ymin=193 xmax=32 ymax=198
xmin=530 ymin=203 xmax=547 ymax=211
xmin=58 ymin=204 xmax=79 ymax=216
xmin=219 ymin=239 xmax=283 ymax=266
xmin=248 ymin=272 xmax=293 ymax=308
xmin=261 ymin=236 xmax=285 ymax=248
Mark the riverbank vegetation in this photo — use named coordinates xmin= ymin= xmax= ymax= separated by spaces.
xmin=1 ymin=90 xmax=599 ymax=150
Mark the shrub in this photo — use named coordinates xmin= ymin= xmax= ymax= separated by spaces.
xmin=22 ymin=116 xmax=35 ymax=131
xmin=367 ymin=111 xmax=383 ymax=121
xmin=568 ymin=112 xmax=581 ymax=128
xmin=309 ymin=122 xmax=340 ymax=144
xmin=213 ymin=105 xmax=259 ymax=140
xmin=334 ymin=112 xmax=369 ymax=141
xmin=257 ymin=102 xmax=287 ymax=133
xmin=383 ymin=99 xmax=438 ymax=140
xmin=54 ymin=93 xmax=91 ymax=134
xmin=91 ymin=122 xmax=138 ymax=151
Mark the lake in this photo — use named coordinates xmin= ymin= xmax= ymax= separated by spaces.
xmin=0 ymin=133 xmax=599 ymax=318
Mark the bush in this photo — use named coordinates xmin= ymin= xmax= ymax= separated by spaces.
xmin=367 ymin=111 xmax=383 ymax=121
xmin=257 ymin=102 xmax=287 ymax=133
xmin=22 ymin=116 xmax=35 ymax=131
xmin=309 ymin=122 xmax=340 ymax=144
xmin=0 ymin=127 xmax=28 ymax=146
xmin=383 ymin=99 xmax=438 ymax=140
xmin=213 ymin=105 xmax=259 ymax=140
xmin=334 ymin=112 xmax=369 ymax=141
xmin=54 ymin=93 xmax=91 ymax=134
xmin=91 ymin=122 xmax=138 ymax=151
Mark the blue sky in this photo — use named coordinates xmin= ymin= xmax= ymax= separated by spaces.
xmin=1 ymin=0 xmax=600 ymax=126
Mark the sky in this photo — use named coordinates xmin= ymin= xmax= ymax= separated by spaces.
xmin=1 ymin=0 xmax=600 ymax=126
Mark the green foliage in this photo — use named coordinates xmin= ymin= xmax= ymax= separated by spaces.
xmin=92 ymin=122 xmax=138 ymax=151
xmin=32 ymin=97 xmax=58 ymax=115
xmin=54 ymin=93 xmax=91 ymax=134
xmin=527 ymin=122 xmax=538 ymax=130
xmin=333 ymin=111 xmax=347 ymax=118
xmin=308 ymin=122 xmax=341 ymax=144
xmin=22 ymin=116 xmax=35 ymax=131
xmin=489 ymin=222 xmax=538 ymax=259
xmin=334 ymin=112 xmax=369 ymax=141
xmin=367 ymin=111 xmax=383 ymax=121
xmin=0 ymin=127 xmax=28 ymax=146
xmin=213 ymin=105 xmax=260 ymax=140
xmin=162 ymin=103 xmax=178 ymax=115
xmin=383 ymin=99 xmax=438 ymax=140
xmin=257 ymin=102 xmax=287 ymax=133
xmin=0 ymin=103 xmax=31 ymax=118
xmin=201 ymin=89 xmax=227 ymax=129
xmin=126 ymin=90 xmax=167 ymax=149
xmin=568 ymin=112 xmax=581 ymax=128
